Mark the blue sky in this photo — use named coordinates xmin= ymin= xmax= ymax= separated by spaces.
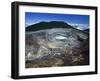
xmin=25 ymin=12 xmax=89 ymax=29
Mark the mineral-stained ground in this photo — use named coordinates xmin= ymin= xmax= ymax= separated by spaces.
xmin=25 ymin=22 xmax=89 ymax=68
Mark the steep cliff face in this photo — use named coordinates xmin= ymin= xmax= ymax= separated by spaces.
xmin=25 ymin=21 xmax=89 ymax=68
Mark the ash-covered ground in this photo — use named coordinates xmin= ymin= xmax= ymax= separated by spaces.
xmin=25 ymin=28 xmax=89 ymax=68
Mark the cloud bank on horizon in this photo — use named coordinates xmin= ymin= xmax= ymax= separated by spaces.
xmin=25 ymin=12 xmax=89 ymax=30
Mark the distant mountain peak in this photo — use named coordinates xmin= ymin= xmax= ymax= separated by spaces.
xmin=26 ymin=21 xmax=73 ymax=32
xmin=49 ymin=21 xmax=67 ymax=23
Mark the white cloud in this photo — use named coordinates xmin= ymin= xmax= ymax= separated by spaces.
xmin=68 ymin=23 xmax=89 ymax=30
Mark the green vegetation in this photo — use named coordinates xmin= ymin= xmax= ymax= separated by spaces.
xmin=26 ymin=21 xmax=73 ymax=31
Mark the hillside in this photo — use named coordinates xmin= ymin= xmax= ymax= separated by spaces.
xmin=25 ymin=21 xmax=89 ymax=68
xmin=26 ymin=21 xmax=73 ymax=31
xmin=84 ymin=29 xmax=89 ymax=33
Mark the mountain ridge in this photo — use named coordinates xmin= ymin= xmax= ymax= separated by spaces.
xmin=26 ymin=21 xmax=74 ymax=32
